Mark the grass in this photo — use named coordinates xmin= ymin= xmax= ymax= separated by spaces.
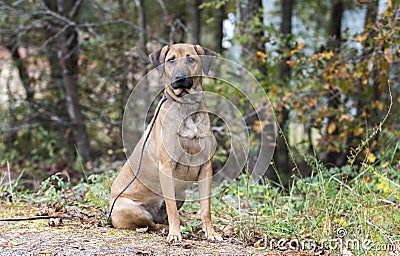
xmin=204 ymin=157 xmax=400 ymax=254
xmin=1 ymin=153 xmax=399 ymax=254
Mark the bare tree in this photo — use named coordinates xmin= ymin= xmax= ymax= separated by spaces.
xmin=187 ymin=0 xmax=201 ymax=44
xmin=44 ymin=0 xmax=91 ymax=162
xmin=134 ymin=0 xmax=148 ymax=78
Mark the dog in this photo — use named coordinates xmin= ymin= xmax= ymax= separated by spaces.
xmin=109 ymin=44 xmax=222 ymax=243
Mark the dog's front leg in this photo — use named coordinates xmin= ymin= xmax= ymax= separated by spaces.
xmin=159 ymin=160 xmax=181 ymax=243
xmin=199 ymin=160 xmax=223 ymax=242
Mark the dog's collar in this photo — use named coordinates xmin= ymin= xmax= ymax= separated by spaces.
xmin=163 ymin=90 xmax=202 ymax=104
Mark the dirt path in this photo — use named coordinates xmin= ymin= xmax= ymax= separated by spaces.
xmin=0 ymin=219 xmax=269 ymax=255
xmin=0 ymin=195 xmax=292 ymax=256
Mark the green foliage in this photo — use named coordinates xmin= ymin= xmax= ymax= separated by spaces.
xmin=196 ymin=156 xmax=399 ymax=253
xmin=0 ymin=167 xmax=117 ymax=210
xmin=37 ymin=172 xmax=71 ymax=206
xmin=236 ymin=1 xmax=400 ymax=171
xmin=0 ymin=123 xmax=68 ymax=165
xmin=84 ymin=171 xmax=117 ymax=209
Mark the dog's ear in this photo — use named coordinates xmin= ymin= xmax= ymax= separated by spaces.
xmin=194 ymin=45 xmax=217 ymax=75
xmin=149 ymin=45 xmax=170 ymax=77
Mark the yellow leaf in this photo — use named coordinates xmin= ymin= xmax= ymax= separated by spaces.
xmin=297 ymin=41 xmax=304 ymax=50
xmin=334 ymin=217 xmax=347 ymax=227
xmin=328 ymin=123 xmax=337 ymax=134
xmin=384 ymin=48 xmax=393 ymax=64
xmin=354 ymin=33 xmax=368 ymax=43
xmin=38 ymin=252 xmax=53 ymax=255
xmin=397 ymin=96 xmax=400 ymax=103
xmin=253 ymin=239 xmax=265 ymax=248
xmin=310 ymin=97 xmax=318 ymax=107
xmin=367 ymin=152 xmax=376 ymax=163
xmin=354 ymin=127 xmax=365 ymax=136
xmin=339 ymin=114 xmax=351 ymax=122
xmin=253 ymin=51 xmax=268 ymax=63
xmin=376 ymin=101 xmax=385 ymax=111
xmin=322 ymin=50 xmax=334 ymax=60
xmin=363 ymin=176 xmax=372 ymax=183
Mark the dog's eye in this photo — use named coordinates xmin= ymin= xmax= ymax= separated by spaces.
xmin=167 ymin=58 xmax=175 ymax=64
xmin=187 ymin=57 xmax=196 ymax=64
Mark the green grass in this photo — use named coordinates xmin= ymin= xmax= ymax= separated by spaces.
xmin=200 ymin=157 xmax=400 ymax=254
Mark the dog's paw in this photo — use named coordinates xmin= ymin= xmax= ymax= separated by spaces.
xmin=166 ymin=232 xmax=182 ymax=243
xmin=205 ymin=231 xmax=223 ymax=242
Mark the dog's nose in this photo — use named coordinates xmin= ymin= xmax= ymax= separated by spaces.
xmin=172 ymin=72 xmax=193 ymax=89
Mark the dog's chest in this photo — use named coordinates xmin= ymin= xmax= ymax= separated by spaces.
xmin=177 ymin=114 xmax=211 ymax=153
xmin=161 ymin=106 xmax=215 ymax=166
xmin=178 ymin=113 xmax=206 ymax=139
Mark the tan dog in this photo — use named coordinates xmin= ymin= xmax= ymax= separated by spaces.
xmin=109 ymin=44 xmax=222 ymax=243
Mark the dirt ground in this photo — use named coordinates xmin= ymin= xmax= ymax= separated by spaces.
xmin=0 ymin=221 xmax=266 ymax=255
xmin=0 ymin=205 xmax=286 ymax=256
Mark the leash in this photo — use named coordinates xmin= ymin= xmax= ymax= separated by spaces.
xmin=0 ymin=216 xmax=76 ymax=221
xmin=107 ymin=95 xmax=169 ymax=222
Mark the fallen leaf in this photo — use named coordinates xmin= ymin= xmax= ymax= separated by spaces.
xmin=48 ymin=218 xmax=63 ymax=227
xmin=38 ymin=251 xmax=53 ymax=255
xmin=363 ymin=176 xmax=372 ymax=183
xmin=136 ymin=227 xmax=149 ymax=233
xmin=253 ymin=238 xmax=265 ymax=248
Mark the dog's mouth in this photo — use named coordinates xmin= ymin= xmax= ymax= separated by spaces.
xmin=172 ymin=88 xmax=190 ymax=97
xmin=171 ymin=77 xmax=193 ymax=90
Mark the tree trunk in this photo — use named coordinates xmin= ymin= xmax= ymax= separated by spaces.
xmin=324 ymin=0 xmax=346 ymax=166
xmin=134 ymin=0 xmax=148 ymax=78
xmin=215 ymin=4 xmax=225 ymax=54
xmin=278 ymin=0 xmax=294 ymax=81
xmin=236 ymin=0 xmax=263 ymax=55
xmin=10 ymin=49 xmax=35 ymax=102
xmin=187 ymin=0 xmax=201 ymax=44
xmin=273 ymin=0 xmax=294 ymax=177
xmin=45 ymin=0 xmax=91 ymax=162
xmin=327 ymin=0 xmax=343 ymax=50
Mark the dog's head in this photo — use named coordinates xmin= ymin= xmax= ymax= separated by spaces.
xmin=149 ymin=44 xmax=216 ymax=98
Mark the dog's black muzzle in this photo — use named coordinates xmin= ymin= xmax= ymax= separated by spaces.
xmin=172 ymin=72 xmax=193 ymax=89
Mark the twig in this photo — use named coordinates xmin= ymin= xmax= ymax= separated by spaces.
xmin=274 ymin=116 xmax=301 ymax=176
xmin=348 ymin=80 xmax=393 ymax=165
xmin=156 ymin=0 xmax=168 ymax=16
xmin=40 ymin=23 xmax=70 ymax=49
xmin=39 ymin=0 xmax=76 ymax=27
xmin=68 ymin=0 xmax=83 ymax=18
